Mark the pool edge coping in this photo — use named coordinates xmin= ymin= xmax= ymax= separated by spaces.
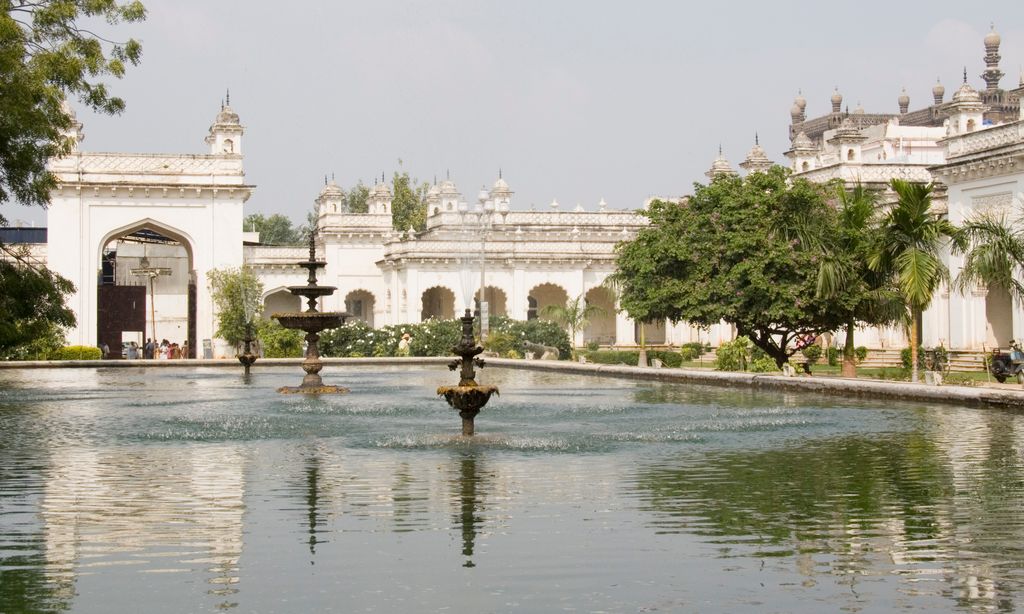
xmin=2 ymin=356 xmax=1022 ymax=409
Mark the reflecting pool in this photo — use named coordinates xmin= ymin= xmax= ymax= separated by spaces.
xmin=2 ymin=366 xmax=1024 ymax=612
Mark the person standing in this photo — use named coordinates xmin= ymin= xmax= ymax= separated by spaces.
xmin=144 ymin=338 xmax=154 ymax=359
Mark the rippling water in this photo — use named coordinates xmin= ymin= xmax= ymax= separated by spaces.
xmin=1 ymin=365 xmax=1023 ymax=612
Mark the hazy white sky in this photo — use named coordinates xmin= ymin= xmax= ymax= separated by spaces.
xmin=14 ymin=1 xmax=1024 ymax=226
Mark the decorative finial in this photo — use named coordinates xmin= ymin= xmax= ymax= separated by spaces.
xmin=220 ymin=98 xmax=224 ymax=110
xmin=324 ymin=174 xmax=328 ymax=186
xmin=331 ymin=172 xmax=335 ymax=181
xmin=498 ymin=167 xmax=502 ymax=179
xmin=755 ymin=132 xmax=759 ymax=146
xmin=382 ymin=171 xmax=386 ymax=184
xmin=225 ymin=88 xmax=230 ymax=106
xmin=964 ymin=66 xmax=968 ymax=83
xmin=718 ymin=144 xmax=722 ymax=156
xmin=446 ymin=168 xmax=450 ymax=180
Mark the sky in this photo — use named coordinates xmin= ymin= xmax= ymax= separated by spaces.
xmin=12 ymin=1 xmax=1024 ymax=227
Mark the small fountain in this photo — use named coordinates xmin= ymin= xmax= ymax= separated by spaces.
xmin=437 ymin=309 xmax=499 ymax=435
xmin=237 ymin=281 xmax=258 ymax=376
xmin=272 ymin=230 xmax=349 ymax=394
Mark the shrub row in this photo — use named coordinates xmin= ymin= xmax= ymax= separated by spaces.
xmin=581 ymin=349 xmax=683 ymax=368
xmin=48 ymin=345 xmax=102 ymax=360
xmin=319 ymin=316 xmax=571 ymax=359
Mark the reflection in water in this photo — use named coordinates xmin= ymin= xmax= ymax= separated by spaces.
xmin=4 ymin=366 xmax=1024 ymax=612
xmin=629 ymin=408 xmax=1024 ymax=612
xmin=31 ymin=444 xmax=247 ymax=611
xmin=453 ymin=453 xmax=485 ymax=568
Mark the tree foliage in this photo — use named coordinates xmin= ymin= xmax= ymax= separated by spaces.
xmin=207 ymin=267 xmax=263 ymax=346
xmin=0 ymin=0 xmax=146 ymax=220
xmin=867 ymin=180 xmax=961 ymax=383
xmin=811 ymin=183 xmax=904 ymax=376
xmin=391 ymin=171 xmax=428 ymax=232
xmin=954 ymin=203 xmax=1024 ymax=303
xmin=541 ymin=293 xmax=604 ymax=355
xmin=0 ymin=245 xmax=75 ymax=358
xmin=244 ymin=213 xmax=302 ymax=246
xmin=612 ymin=166 xmax=853 ymax=367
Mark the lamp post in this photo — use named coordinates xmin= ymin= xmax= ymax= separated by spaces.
xmin=458 ymin=191 xmax=496 ymax=343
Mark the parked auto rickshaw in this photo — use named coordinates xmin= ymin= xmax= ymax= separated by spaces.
xmin=990 ymin=340 xmax=1024 ymax=384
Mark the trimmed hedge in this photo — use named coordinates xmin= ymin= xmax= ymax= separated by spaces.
xmin=49 ymin=346 xmax=102 ymax=360
xmin=319 ymin=316 xmax=571 ymax=360
xmin=581 ymin=349 xmax=683 ymax=368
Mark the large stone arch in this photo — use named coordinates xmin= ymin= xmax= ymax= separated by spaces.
xmin=344 ymin=289 xmax=377 ymax=327
xmin=421 ymin=286 xmax=455 ymax=321
xmin=262 ymin=286 xmax=300 ymax=319
xmin=528 ymin=283 xmax=569 ymax=321
xmin=96 ymin=219 xmax=198 ymax=358
xmin=474 ymin=285 xmax=508 ymax=318
xmin=583 ymin=286 xmax=616 ymax=346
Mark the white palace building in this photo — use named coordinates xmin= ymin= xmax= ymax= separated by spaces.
xmin=15 ymin=28 xmax=1024 ymax=358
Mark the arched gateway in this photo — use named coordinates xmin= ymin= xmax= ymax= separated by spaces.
xmin=46 ymin=103 xmax=253 ymax=355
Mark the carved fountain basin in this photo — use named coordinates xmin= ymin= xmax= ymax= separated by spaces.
xmin=272 ymin=312 xmax=345 ymax=334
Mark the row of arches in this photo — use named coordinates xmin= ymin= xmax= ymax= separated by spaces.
xmin=261 ymin=284 xmax=622 ymax=344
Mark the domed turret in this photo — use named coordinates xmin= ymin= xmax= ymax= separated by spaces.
xmin=830 ymin=88 xmax=843 ymax=113
xmin=984 ymin=24 xmax=1001 ymax=49
xmin=368 ymin=176 xmax=393 ymax=215
xmin=953 ymin=80 xmax=982 ymax=104
xmin=786 ymin=131 xmax=817 ymax=173
xmin=705 ymin=146 xmax=736 ymax=180
xmin=932 ymin=78 xmax=945 ymax=105
xmin=490 ymin=171 xmax=513 ymax=211
xmin=795 ymin=90 xmax=807 ymax=110
xmin=897 ymin=87 xmax=910 ymax=114
xmin=315 ymin=177 xmax=345 ymax=214
xmin=982 ymin=24 xmax=1004 ymax=91
xmin=60 ymin=99 xmax=84 ymax=149
xmin=853 ymin=101 xmax=865 ymax=115
xmin=205 ymin=93 xmax=244 ymax=155
xmin=739 ymin=134 xmax=772 ymax=175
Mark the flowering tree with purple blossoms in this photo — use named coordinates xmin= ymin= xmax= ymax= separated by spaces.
xmin=612 ymin=166 xmax=857 ymax=368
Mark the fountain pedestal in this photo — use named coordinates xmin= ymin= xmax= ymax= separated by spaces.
xmin=437 ymin=309 xmax=498 ymax=435
xmin=272 ymin=232 xmax=350 ymax=394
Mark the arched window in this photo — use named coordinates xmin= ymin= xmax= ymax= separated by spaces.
xmin=223 ymin=139 xmax=234 ymax=153
xmin=801 ymin=161 xmax=809 ymax=172
xmin=966 ymin=119 xmax=976 ymax=132
xmin=847 ymin=149 xmax=855 ymax=161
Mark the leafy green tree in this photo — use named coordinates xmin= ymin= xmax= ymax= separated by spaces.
xmin=0 ymin=0 xmax=146 ymax=221
xmin=346 ymin=181 xmax=370 ymax=214
xmin=391 ymin=171 xmax=428 ymax=232
xmin=244 ymin=213 xmax=302 ymax=246
xmin=207 ymin=267 xmax=263 ymax=346
xmin=613 ymin=166 xmax=852 ymax=367
xmin=868 ymin=180 xmax=961 ymax=383
xmin=258 ymin=319 xmax=303 ymax=358
xmin=812 ymin=184 xmax=904 ymax=377
xmin=0 ymin=246 xmax=75 ymax=358
xmin=954 ymin=204 xmax=1024 ymax=303
xmin=541 ymin=293 xmax=604 ymax=358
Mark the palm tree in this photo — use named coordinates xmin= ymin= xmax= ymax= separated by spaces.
xmin=867 ymin=180 xmax=961 ymax=383
xmin=541 ymin=294 xmax=605 ymax=358
xmin=954 ymin=206 xmax=1024 ymax=304
xmin=814 ymin=184 xmax=904 ymax=377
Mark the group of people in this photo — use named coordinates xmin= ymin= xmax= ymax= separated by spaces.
xmin=120 ymin=338 xmax=189 ymax=360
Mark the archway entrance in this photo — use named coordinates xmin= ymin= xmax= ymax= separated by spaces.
xmin=97 ymin=226 xmax=195 ymax=358
xmin=421 ymin=286 xmax=455 ymax=321
xmin=345 ymin=290 xmax=376 ymax=327
xmin=263 ymin=288 xmax=300 ymax=319
xmin=583 ymin=287 xmax=616 ymax=346
xmin=528 ymin=283 xmax=569 ymax=321
xmin=474 ymin=286 xmax=508 ymax=318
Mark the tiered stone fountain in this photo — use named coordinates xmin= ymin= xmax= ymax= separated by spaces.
xmin=272 ymin=231 xmax=350 ymax=394
xmin=437 ymin=309 xmax=499 ymax=435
